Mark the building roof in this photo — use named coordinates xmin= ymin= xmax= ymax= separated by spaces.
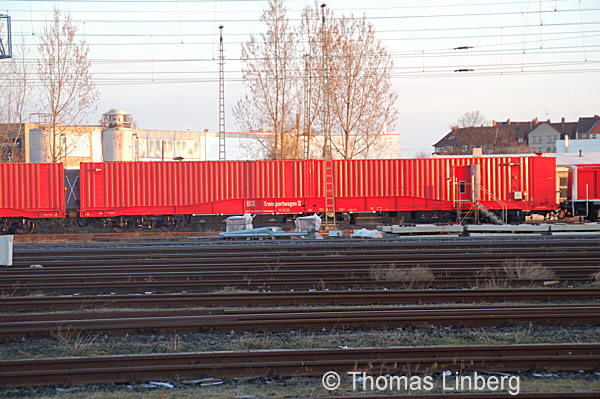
xmin=433 ymin=123 xmax=531 ymax=148
xmin=551 ymin=152 xmax=600 ymax=166
xmin=434 ymin=116 xmax=600 ymax=149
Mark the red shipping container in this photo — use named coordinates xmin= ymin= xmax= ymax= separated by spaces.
xmin=567 ymin=164 xmax=600 ymax=201
xmin=79 ymin=156 xmax=556 ymax=218
xmin=0 ymin=163 xmax=65 ymax=218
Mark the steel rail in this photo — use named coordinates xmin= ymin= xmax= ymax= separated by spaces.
xmin=0 ymin=343 xmax=598 ymax=387
xmin=12 ymin=242 xmax=600 ymax=256
xmin=14 ymin=235 xmax=600 ymax=249
xmin=9 ymin=254 xmax=600 ymax=269
xmin=1 ymin=277 xmax=593 ymax=296
xmin=2 ymin=304 xmax=599 ymax=339
xmin=2 ymin=266 xmax=594 ymax=280
xmin=2 ymin=288 xmax=598 ymax=312
xmin=11 ymin=249 xmax=600 ymax=267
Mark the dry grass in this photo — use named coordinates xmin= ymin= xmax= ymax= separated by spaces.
xmin=369 ymin=264 xmax=435 ymax=288
xmin=476 ymin=266 xmax=508 ymax=288
xmin=477 ymin=259 xmax=556 ymax=288
xmin=591 ymin=271 xmax=600 ymax=287
xmin=50 ymin=324 xmax=99 ymax=356
xmin=212 ymin=286 xmax=253 ymax=294
xmin=502 ymin=259 xmax=556 ymax=281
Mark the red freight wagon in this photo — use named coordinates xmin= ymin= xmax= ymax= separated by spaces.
xmin=0 ymin=163 xmax=65 ymax=234
xmin=79 ymin=155 xmax=556 ymax=228
xmin=566 ymin=164 xmax=600 ymax=220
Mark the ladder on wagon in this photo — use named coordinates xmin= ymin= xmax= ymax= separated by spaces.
xmin=324 ymin=159 xmax=336 ymax=227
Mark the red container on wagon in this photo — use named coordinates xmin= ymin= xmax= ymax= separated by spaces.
xmin=567 ymin=164 xmax=600 ymax=201
xmin=0 ymin=163 xmax=65 ymax=218
xmin=79 ymin=155 xmax=556 ymax=218
xmin=326 ymin=156 xmax=557 ymax=213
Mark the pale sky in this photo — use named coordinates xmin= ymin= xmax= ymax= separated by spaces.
xmin=3 ymin=0 xmax=599 ymax=156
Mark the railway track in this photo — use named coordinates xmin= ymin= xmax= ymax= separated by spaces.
xmin=11 ymin=238 xmax=600 ymax=269
xmin=1 ymin=265 xmax=596 ymax=295
xmin=1 ymin=276 xmax=594 ymax=296
xmin=2 ymin=288 xmax=598 ymax=312
xmin=4 ymin=237 xmax=600 ymax=294
xmin=1 ymin=343 xmax=598 ymax=388
xmin=2 ymin=304 xmax=599 ymax=339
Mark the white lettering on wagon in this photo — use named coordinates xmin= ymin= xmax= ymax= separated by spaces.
xmin=263 ymin=200 xmax=302 ymax=208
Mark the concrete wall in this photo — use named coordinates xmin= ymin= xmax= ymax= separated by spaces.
xmin=27 ymin=125 xmax=403 ymax=165
xmin=28 ymin=126 xmax=102 ymax=169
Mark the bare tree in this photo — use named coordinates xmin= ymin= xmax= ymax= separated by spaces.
xmin=236 ymin=1 xmax=397 ymax=160
xmin=233 ymin=0 xmax=300 ymax=160
xmin=327 ymin=15 xmax=398 ymax=159
xmin=37 ymin=9 xmax=99 ymax=163
xmin=414 ymin=151 xmax=431 ymax=159
xmin=0 ymin=36 xmax=32 ymax=162
xmin=453 ymin=110 xmax=490 ymax=128
xmin=296 ymin=1 xmax=332 ymax=159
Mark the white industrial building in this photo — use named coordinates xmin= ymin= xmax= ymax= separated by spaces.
xmin=27 ymin=109 xmax=402 ymax=168
xmin=556 ymin=137 xmax=600 ymax=154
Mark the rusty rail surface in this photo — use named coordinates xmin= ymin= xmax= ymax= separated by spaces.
xmin=2 ymin=304 xmax=599 ymax=339
xmin=0 ymin=343 xmax=598 ymax=388
xmin=2 ymin=288 xmax=598 ymax=312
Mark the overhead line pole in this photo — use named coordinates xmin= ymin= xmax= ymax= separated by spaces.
xmin=0 ymin=14 xmax=12 ymax=59
xmin=218 ymin=25 xmax=226 ymax=161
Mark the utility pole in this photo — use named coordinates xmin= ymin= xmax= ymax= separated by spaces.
xmin=303 ymin=53 xmax=312 ymax=160
xmin=321 ymin=4 xmax=331 ymax=159
xmin=218 ymin=25 xmax=226 ymax=161
xmin=320 ymin=4 xmax=335 ymax=227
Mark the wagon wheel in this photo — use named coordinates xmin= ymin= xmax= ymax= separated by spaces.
xmin=159 ymin=217 xmax=178 ymax=232
xmin=53 ymin=217 xmax=70 ymax=229
xmin=0 ymin=219 xmax=10 ymax=234
xmin=557 ymin=209 xmax=568 ymax=220
xmin=14 ymin=219 xmax=35 ymax=235
xmin=77 ymin=217 xmax=92 ymax=227
xmin=112 ymin=218 xmax=129 ymax=233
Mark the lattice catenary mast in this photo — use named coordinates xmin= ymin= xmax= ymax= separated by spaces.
xmin=0 ymin=14 xmax=12 ymax=59
xmin=218 ymin=25 xmax=226 ymax=161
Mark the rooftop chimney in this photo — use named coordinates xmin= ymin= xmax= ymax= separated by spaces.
xmin=506 ymin=118 xmax=511 ymax=124
xmin=534 ymin=117 xmax=538 ymax=123
xmin=492 ymin=120 xmax=496 ymax=126
xmin=561 ymin=117 xmax=565 ymax=124
xmin=451 ymin=125 xmax=459 ymax=130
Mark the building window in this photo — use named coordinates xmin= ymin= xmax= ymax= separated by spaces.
xmin=518 ymin=138 xmax=524 ymax=143
xmin=459 ymin=181 xmax=467 ymax=194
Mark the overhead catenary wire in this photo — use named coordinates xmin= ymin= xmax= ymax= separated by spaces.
xmin=10 ymin=8 xmax=600 ymax=24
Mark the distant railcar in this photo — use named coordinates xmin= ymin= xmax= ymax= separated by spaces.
xmin=0 ymin=163 xmax=65 ymax=234
xmin=565 ymin=163 xmax=600 ymax=220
